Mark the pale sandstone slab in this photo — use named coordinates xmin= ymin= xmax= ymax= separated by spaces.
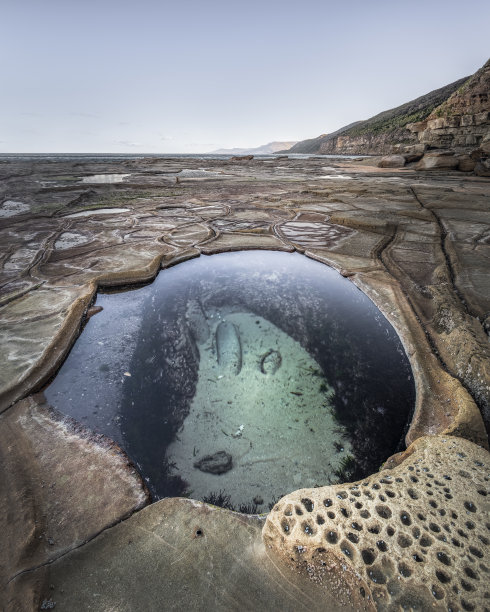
xmin=352 ymin=270 xmax=486 ymax=447
xmin=0 ymin=284 xmax=94 ymax=413
xmin=1 ymin=395 xmax=148 ymax=608
xmin=15 ymin=498 xmax=373 ymax=612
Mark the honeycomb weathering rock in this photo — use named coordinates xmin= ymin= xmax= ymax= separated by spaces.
xmin=263 ymin=436 xmax=490 ymax=611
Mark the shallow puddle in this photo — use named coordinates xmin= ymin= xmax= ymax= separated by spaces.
xmin=176 ymin=168 xmax=229 ymax=179
xmin=81 ymin=174 xmax=131 ymax=184
xmin=0 ymin=200 xmax=30 ymax=217
xmin=45 ymin=251 xmax=415 ymax=511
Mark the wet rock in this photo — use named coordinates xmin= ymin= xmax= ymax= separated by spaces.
xmin=276 ymin=220 xmax=353 ymax=250
xmin=54 ymin=231 xmax=90 ymax=250
xmin=194 ymin=451 xmax=233 ymax=474
xmin=0 ymin=200 xmax=30 ymax=218
xmin=19 ymin=498 xmax=369 ymax=611
xmin=0 ymin=152 xmax=489 ymax=610
xmin=86 ymin=305 xmax=103 ymax=319
xmin=0 ymin=395 xmax=148 ymax=599
xmin=260 ymin=349 xmax=282 ymax=375
xmin=216 ymin=320 xmax=242 ymax=375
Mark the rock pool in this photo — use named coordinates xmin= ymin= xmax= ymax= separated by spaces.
xmin=45 ymin=251 xmax=415 ymax=511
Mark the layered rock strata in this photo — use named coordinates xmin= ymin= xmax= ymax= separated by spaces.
xmin=287 ymin=58 xmax=489 ymax=157
xmin=407 ymin=59 xmax=490 ymax=151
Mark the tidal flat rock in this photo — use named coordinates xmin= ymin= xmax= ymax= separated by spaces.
xmin=24 ymin=498 xmax=362 ymax=611
xmin=0 ymin=395 xmax=148 ymax=605
xmin=216 ymin=320 xmax=242 ymax=375
xmin=260 ymin=349 xmax=282 ymax=375
xmin=193 ymin=450 xmax=233 ymax=474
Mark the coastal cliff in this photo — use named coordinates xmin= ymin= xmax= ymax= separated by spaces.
xmin=287 ymin=58 xmax=489 ymax=156
xmin=406 ymin=58 xmax=490 ymax=150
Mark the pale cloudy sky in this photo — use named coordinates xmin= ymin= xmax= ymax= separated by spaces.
xmin=1 ymin=0 xmax=489 ymax=153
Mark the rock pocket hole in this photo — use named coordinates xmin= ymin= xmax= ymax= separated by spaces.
xmin=43 ymin=251 xmax=415 ymax=512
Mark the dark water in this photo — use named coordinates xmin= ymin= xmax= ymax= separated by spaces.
xmin=45 ymin=251 xmax=415 ymax=509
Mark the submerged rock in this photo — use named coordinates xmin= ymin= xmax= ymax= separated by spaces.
xmin=86 ymin=305 xmax=103 ymax=320
xmin=260 ymin=349 xmax=282 ymax=375
xmin=186 ymin=299 xmax=210 ymax=344
xmin=194 ymin=451 xmax=233 ymax=474
xmin=216 ymin=321 xmax=242 ymax=375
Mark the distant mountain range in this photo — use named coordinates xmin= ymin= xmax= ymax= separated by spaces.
xmin=211 ymin=141 xmax=297 ymax=155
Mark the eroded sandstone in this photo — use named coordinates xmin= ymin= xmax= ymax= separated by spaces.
xmin=264 ymin=435 xmax=490 ymax=612
xmin=0 ymin=154 xmax=489 ymax=609
xmin=1 ymin=394 xmax=148 ymax=608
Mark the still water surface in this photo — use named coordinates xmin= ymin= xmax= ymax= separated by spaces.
xmin=45 ymin=251 xmax=414 ymax=511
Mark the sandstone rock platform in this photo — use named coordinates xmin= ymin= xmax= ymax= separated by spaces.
xmin=0 ymin=155 xmax=489 ymax=609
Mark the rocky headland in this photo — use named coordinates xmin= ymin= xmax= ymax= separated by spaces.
xmin=0 ymin=154 xmax=489 ymax=610
xmin=286 ymin=58 xmax=490 ymax=173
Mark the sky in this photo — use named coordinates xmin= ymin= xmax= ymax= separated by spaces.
xmin=1 ymin=0 xmax=489 ymax=153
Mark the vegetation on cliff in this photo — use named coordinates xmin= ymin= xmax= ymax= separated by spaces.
xmin=287 ymin=76 xmax=469 ymax=155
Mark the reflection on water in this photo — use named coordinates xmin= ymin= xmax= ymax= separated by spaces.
xmin=45 ymin=251 xmax=415 ymax=511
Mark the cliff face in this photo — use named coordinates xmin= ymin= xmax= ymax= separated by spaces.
xmin=319 ymin=130 xmax=414 ymax=156
xmin=288 ymin=59 xmax=490 ymax=155
xmin=406 ymin=59 xmax=490 ymax=150
xmin=318 ymin=78 xmax=469 ymax=154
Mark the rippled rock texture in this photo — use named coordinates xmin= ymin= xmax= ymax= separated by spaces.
xmin=0 ymin=155 xmax=489 ymax=609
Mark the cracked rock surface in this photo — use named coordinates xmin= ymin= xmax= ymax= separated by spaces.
xmin=0 ymin=156 xmax=489 ymax=609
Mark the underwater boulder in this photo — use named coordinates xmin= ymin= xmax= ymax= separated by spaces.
xmin=216 ymin=321 xmax=242 ymax=375
xmin=194 ymin=451 xmax=233 ymax=474
xmin=186 ymin=299 xmax=210 ymax=344
xmin=260 ymin=349 xmax=282 ymax=375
